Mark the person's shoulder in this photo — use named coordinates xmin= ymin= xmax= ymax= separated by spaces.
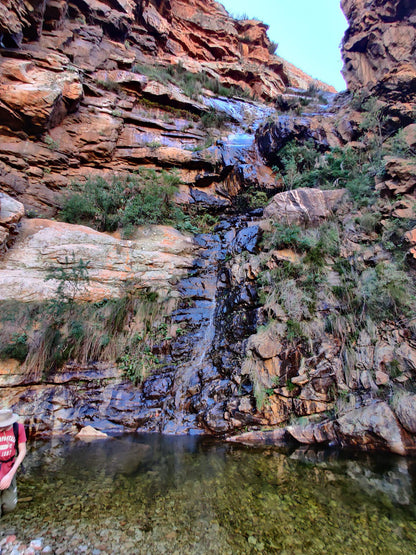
xmin=17 ymin=422 xmax=27 ymax=441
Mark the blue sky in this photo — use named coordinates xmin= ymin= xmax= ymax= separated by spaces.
xmin=219 ymin=0 xmax=348 ymax=91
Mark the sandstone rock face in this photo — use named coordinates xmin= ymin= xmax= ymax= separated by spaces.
xmin=0 ymin=192 xmax=25 ymax=254
xmin=0 ymin=219 xmax=195 ymax=302
xmin=341 ymin=0 xmax=416 ymax=98
xmin=0 ymin=0 xmax=46 ymax=46
xmin=0 ymin=58 xmax=83 ymax=132
xmin=376 ymin=156 xmax=416 ymax=196
xmin=0 ymin=365 xmax=143 ymax=437
xmin=0 ymin=0 xmax=333 ymax=217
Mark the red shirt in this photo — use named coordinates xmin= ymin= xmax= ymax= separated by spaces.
xmin=0 ymin=423 xmax=27 ymax=480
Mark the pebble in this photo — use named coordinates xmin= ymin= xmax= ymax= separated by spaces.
xmin=29 ymin=539 xmax=43 ymax=551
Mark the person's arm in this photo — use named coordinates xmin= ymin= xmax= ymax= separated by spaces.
xmin=0 ymin=442 xmax=26 ymax=490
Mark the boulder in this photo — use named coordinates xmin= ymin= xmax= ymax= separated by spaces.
xmin=394 ymin=394 xmax=416 ymax=434
xmin=335 ymin=402 xmax=407 ymax=455
xmin=262 ymin=188 xmax=346 ymax=225
xmin=226 ymin=428 xmax=287 ymax=445
xmin=76 ymin=425 xmax=109 ymax=439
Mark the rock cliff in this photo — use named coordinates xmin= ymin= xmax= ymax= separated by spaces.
xmin=1 ymin=0 xmax=416 ymax=455
xmin=341 ymin=0 xmax=416 ymax=99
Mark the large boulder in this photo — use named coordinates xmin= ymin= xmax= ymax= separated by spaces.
xmin=262 ymin=188 xmax=346 ymax=225
xmin=394 ymin=394 xmax=416 ymax=434
xmin=334 ymin=402 xmax=409 ymax=455
xmin=286 ymin=402 xmax=413 ymax=455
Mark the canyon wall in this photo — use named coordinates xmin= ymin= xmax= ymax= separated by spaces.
xmin=0 ymin=0 xmax=416 ymax=454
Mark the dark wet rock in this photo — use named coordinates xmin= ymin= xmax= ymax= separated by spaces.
xmin=190 ymin=188 xmax=230 ymax=209
xmin=256 ymin=114 xmax=342 ymax=165
xmin=203 ymin=404 xmax=230 ymax=433
xmin=142 ymin=375 xmax=173 ymax=400
xmin=231 ymin=225 xmax=260 ymax=254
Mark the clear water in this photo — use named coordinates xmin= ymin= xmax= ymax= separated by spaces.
xmin=1 ymin=435 xmax=416 ymax=554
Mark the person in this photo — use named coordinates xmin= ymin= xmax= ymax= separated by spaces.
xmin=0 ymin=408 xmax=27 ymax=517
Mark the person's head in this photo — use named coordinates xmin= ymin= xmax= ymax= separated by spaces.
xmin=0 ymin=408 xmax=18 ymax=432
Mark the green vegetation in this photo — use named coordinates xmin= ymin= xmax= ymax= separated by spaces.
xmin=272 ymin=141 xmax=376 ymax=205
xmin=61 ymin=171 xmax=186 ymax=235
xmin=200 ymin=108 xmax=233 ymax=129
xmin=250 ymin=119 xmax=416 ymax=406
xmin=44 ymin=135 xmax=59 ymax=150
xmin=132 ymin=62 xmax=251 ymax=100
xmin=61 ymin=170 xmax=224 ymax=237
xmin=46 ymin=254 xmax=90 ymax=309
xmin=268 ymin=41 xmax=278 ymax=55
xmin=94 ymin=78 xmax=120 ymax=92
xmin=0 ymin=286 xmax=176 ymax=384
xmin=236 ymin=188 xmax=269 ymax=212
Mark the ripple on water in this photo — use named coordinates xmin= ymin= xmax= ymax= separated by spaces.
xmin=1 ymin=435 xmax=416 ymax=554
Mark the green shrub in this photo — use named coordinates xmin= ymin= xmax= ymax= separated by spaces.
xmin=286 ymin=319 xmax=303 ymax=342
xmin=272 ymin=142 xmax=377 ymax=206
xmin=268 ymin=41 xmax=278 ymax=55
xmin=132 ymin=62 xmax=249 ymax=100
xmin=384 ymin=129 xmax=416 ymax=158
xmin=61 ymin=170 xmax=186 ymax=233
xmin=0 ymin=333 xmax=28 ymax=362
xmin=200 ymin=108 xmax=232 ymax=129
xmin=95 ymin=78 xmax=120 ymax=92
xmin=359 ymin=263 xmax=416 ymax=322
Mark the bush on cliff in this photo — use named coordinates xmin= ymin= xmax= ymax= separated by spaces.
xmin=133 ymin=62 xmax=251 ymax=100
xmin=61 ymin=170 xmax=185 ymax=235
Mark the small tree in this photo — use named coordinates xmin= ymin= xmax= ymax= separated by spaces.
xmin=46 ymin=253 xmax=90 ymax=314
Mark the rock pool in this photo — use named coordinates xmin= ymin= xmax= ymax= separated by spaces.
xmin=1 ymin=435 xmax=416 ymax=554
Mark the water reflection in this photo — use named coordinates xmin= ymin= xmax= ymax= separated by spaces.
xmin=1 ymin=435 xmax=416 ymax=554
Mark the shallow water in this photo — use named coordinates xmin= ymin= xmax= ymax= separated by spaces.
xmin=1 ymin=435 xmax=416 ymax=554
